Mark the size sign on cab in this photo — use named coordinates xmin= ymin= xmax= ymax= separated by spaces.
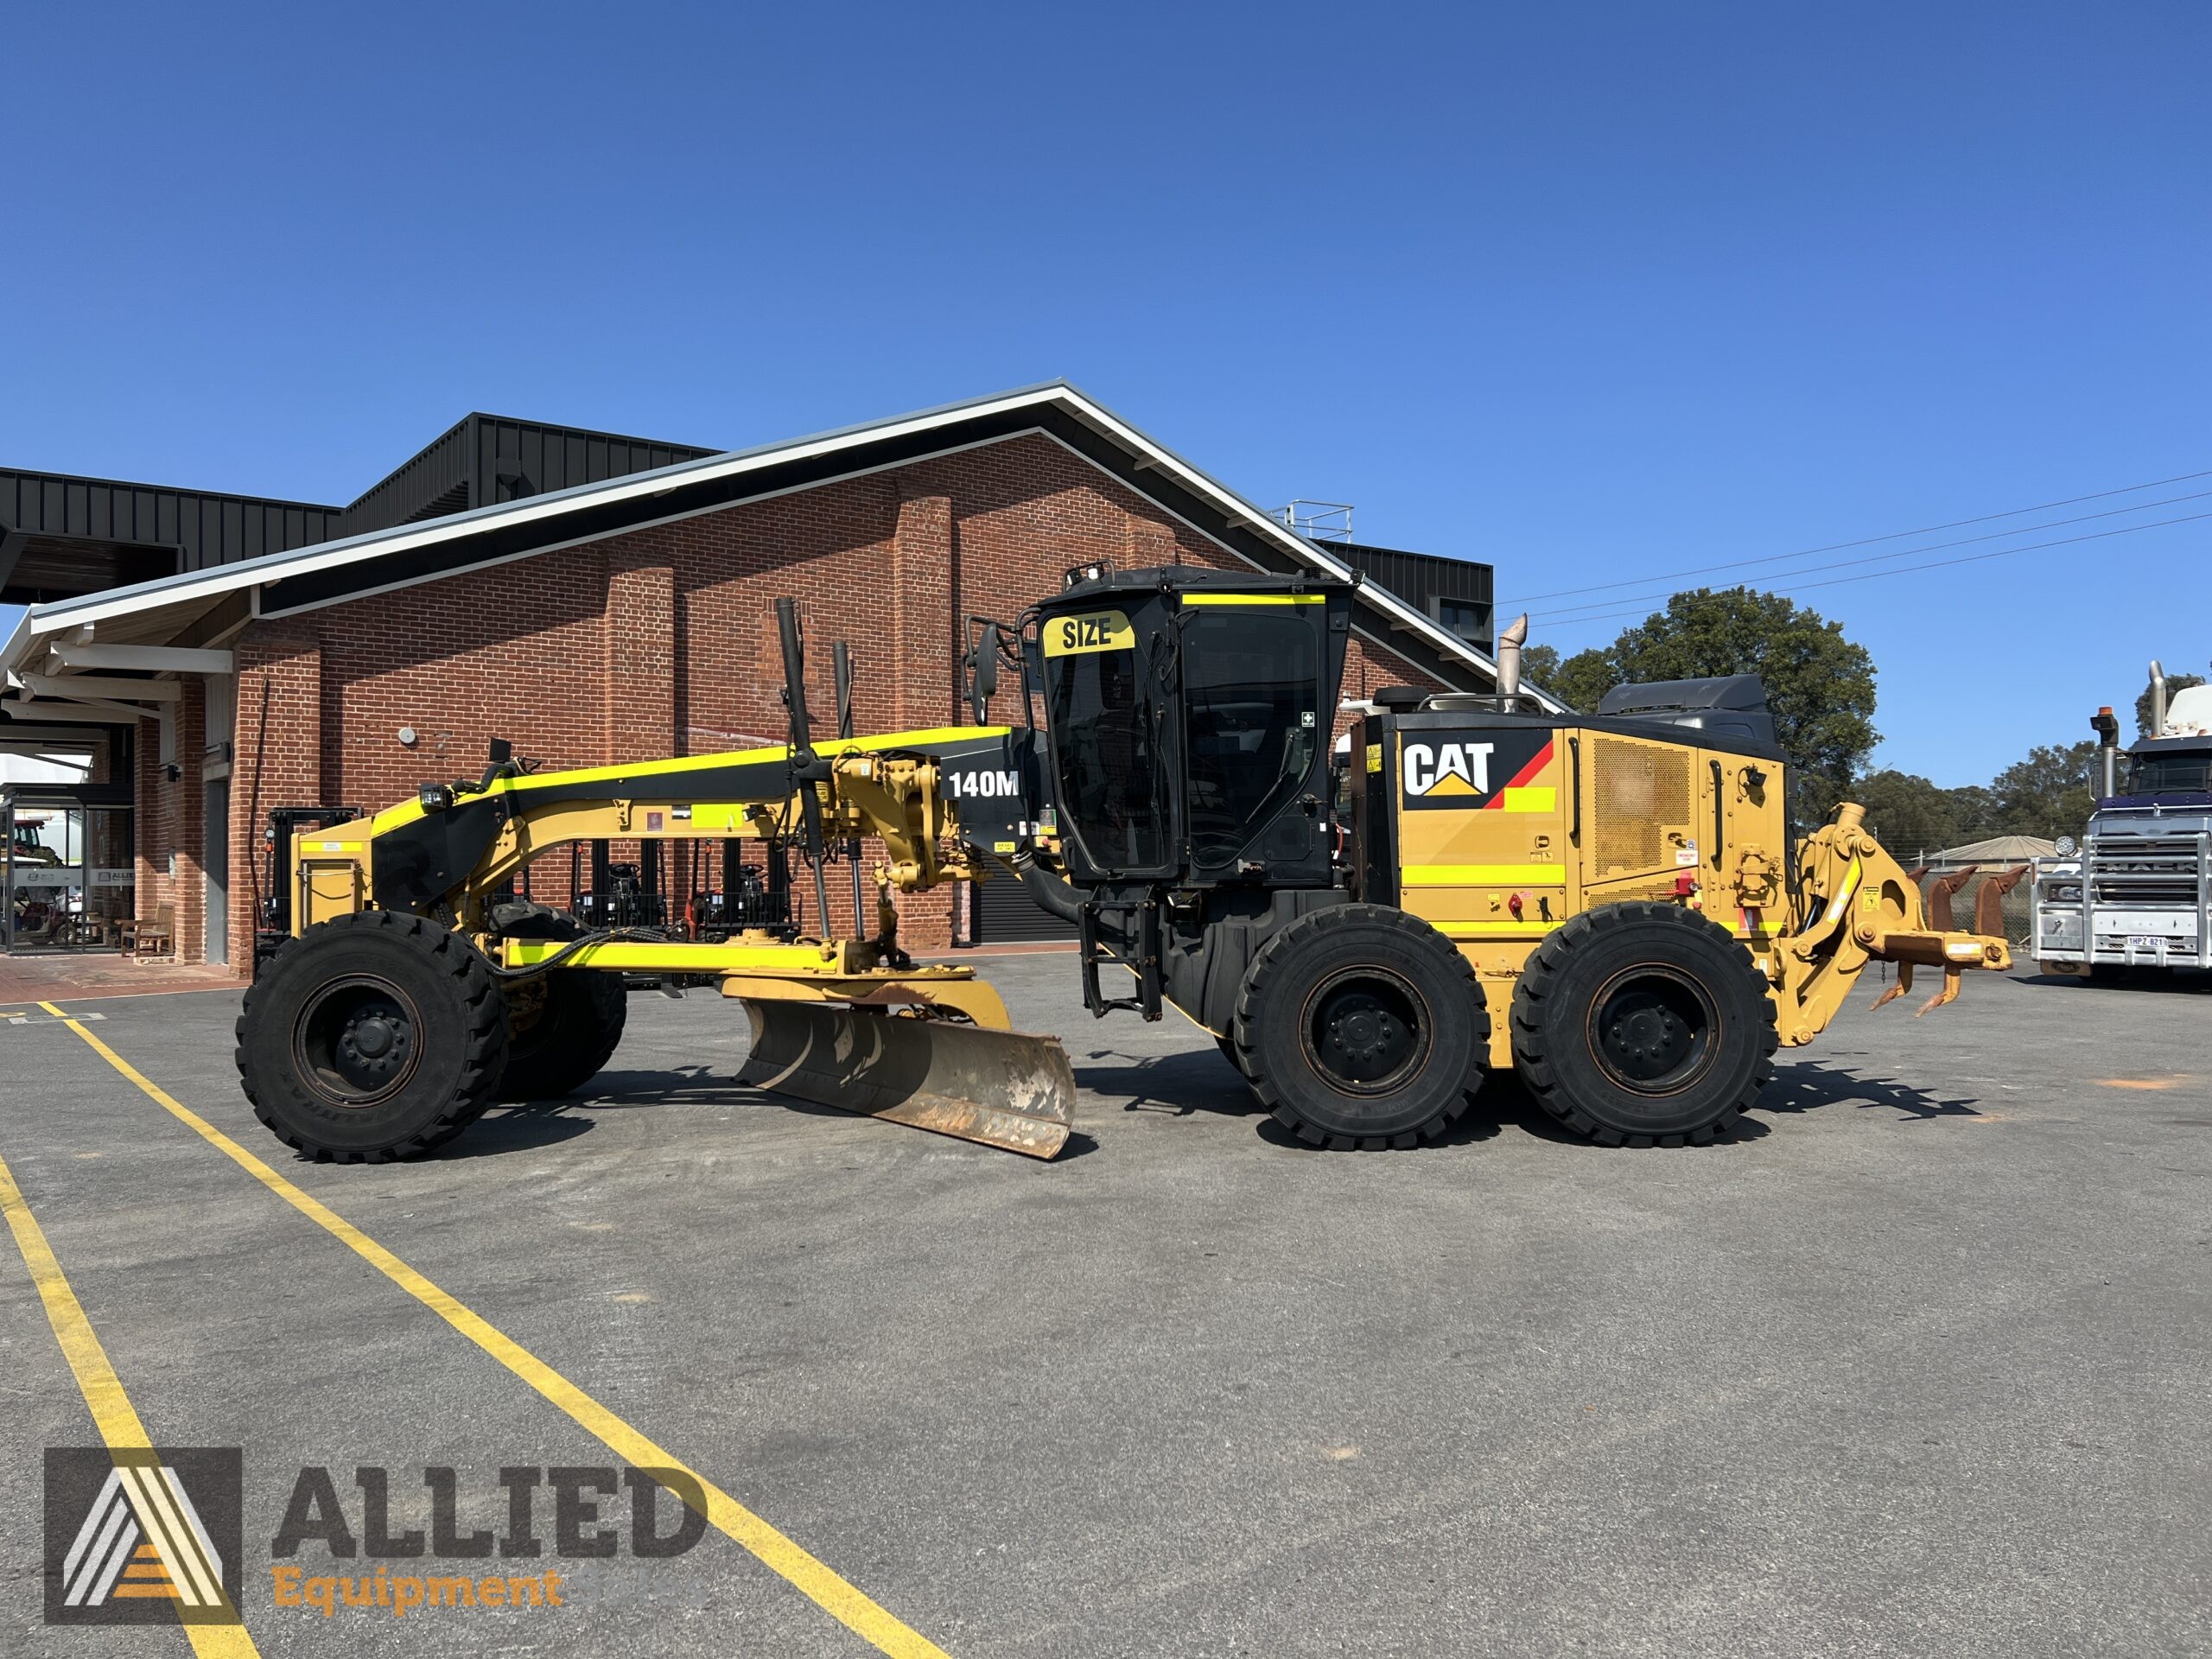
xmin=1044 ymin=609 xmax=1135 ymax=657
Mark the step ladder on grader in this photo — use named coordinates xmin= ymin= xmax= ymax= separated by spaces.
xmin=238 ymin=571 xmax=2007 ymax=1162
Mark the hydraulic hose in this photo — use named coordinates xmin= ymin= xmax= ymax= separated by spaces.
xmin=998 ymin=849 xmax=1087 ymax=925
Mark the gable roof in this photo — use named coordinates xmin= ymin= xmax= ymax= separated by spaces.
xmin=1 ymin=383 xmax=1554 ymax=710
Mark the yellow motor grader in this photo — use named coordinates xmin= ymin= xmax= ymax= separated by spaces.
xmin=238 ymin=571 xmax=2007 ymax=1161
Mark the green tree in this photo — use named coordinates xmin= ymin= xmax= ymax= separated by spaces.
xmin=1542 ymin=588 xmax=1878 ymax=816
xmin=1985 ymin=741 xmax=2100 ymax=842
xmin=1549 ymin=646 xmax=1618 ymax=716
xmin=1942 ymin=783 xmax=1996 ymax=843
xmin=1517 ymin=642 xmax=1560 ymax=692
xmin=1852 ymin=770 xmax=1962 ymax=861
xmin=2136 ymin=671 xmax=2207 ymax=737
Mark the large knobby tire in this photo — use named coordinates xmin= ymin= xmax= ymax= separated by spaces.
xmin=1510 ymin=902 xmax=1776 ymax=1147
xmin=1233 ymin=904 xmax=1486 ymax=1150
xmin=236 ymin=911 xmax=508 ymax=1162
xmin=500 ymin=969 xmax=628 ymax=1100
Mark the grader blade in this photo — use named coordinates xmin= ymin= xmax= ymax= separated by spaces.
xmin=735 ymin=1000 xmax=1076 ymax=1159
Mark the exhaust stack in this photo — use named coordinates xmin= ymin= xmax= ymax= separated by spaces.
xmin=2150 ymin=658 xmax=2169 ymax=737
xmin=2093 ymin=705 xmax=2121 ymax=799
xmin=1497 ymin=613 xmax=1529 ymax=709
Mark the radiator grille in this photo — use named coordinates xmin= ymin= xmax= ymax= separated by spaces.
xmin=2088 ymin=833 xmax=2208 ymax=909
xmin=1593 ymin=740 xmax=1691 ymax=871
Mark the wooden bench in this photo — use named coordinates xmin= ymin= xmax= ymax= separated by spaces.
xmin=120 ymin=904 xmax=176 ymax=960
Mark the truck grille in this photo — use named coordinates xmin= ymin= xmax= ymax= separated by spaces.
xmin=2087 ymin=833 xmax=2209 ymax=909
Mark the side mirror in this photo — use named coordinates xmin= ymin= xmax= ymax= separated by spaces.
xmin=968 ymin=643 xmax=999 ymax=721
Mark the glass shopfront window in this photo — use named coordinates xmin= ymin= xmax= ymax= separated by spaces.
xmin=2 ymin=788 xmax=135 ymax=953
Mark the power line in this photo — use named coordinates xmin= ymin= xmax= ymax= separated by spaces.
xmin=1530 ymin=511 xmax=2212 ymax=638
xmin=1497 ymin=467 xmax=2212 ymax=607
xmin=1525 ymin=487 xmax=2212 ymax=625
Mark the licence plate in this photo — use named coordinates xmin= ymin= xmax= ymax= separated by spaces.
xmin=2129 ymin=935 xmax=2162 ymax=950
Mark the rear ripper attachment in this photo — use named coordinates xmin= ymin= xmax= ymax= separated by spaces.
xmin=237 ymin=600 xmax=1075 ymax=1162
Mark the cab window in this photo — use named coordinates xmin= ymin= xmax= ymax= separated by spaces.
xmin=1183 ymin=611 xmax=1320 ymax=869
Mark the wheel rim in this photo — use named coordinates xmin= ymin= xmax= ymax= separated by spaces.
xmin=293 ymin=974 xmax=423 ymax=1108
xmin=1300 ymin=966 xmax=1429 ymax=1096
xmin=1586 ymin=964 xmax=1718 ymax=1096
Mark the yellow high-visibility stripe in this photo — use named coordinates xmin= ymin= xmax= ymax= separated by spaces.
xmin=0 ymin=1107 xmax=259 ymax=1655
xmin=1179 ymin=593 xmax=1325 ymax=606
xmin=1402 ymin=865 xmax=1568 ymax=887
xmin=1434 ymin=919 xmax=1565 ymax=937
xmin=44 ymin=1008 xmax=950 ymax=1659
xmin=370 ymin=726 xmax=1012 ymax=834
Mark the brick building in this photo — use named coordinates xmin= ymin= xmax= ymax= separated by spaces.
xmin=1 ymin=384 xmax=1538 ymax=966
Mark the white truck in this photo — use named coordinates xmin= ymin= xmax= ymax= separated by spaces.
xmin=2033 ymin=664 xmax=2212 ymax=979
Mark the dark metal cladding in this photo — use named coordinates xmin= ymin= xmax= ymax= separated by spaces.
xmin=1333 ymin=541 xmax=1495 ymax=656
xmin=0 ymin=467 xmax=340 ymax=603
xmin=337 ymin=414 xmax=717 ymax=538
xmin=0 ymin=416 xmax=713 ymax=605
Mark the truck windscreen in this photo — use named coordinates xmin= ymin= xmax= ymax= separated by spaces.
xmin=2134 ymin=750 xmax=2212 ymax=795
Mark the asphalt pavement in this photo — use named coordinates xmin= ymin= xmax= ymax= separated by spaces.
xmin=2 ymin=962 xmax=2208 ymax=1657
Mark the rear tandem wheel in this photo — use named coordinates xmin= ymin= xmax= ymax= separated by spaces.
xmin=1510 ymin=902 xmax=1777 ymax=1147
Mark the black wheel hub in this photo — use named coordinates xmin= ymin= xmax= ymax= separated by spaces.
xmin=1303 ymin=969 xmax=1427 ymax=1095
xmin=296 ymin=976 xmax=422 ymax=1106
xmin=1591 ymin=968 xmax=1715 ymax=1094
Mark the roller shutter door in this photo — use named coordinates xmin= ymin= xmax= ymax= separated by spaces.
xmin=974 ymin=872 xmax=1078 ymax=944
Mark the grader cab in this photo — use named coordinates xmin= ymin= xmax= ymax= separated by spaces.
xmin=238 ymin=567 xmax=2007 ymax=1162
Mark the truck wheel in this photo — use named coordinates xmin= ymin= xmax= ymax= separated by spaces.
xmin=1233 ymin=905 xmax=1486 ymax=1149
xmin=500 ymin=970 xmax=628 ymax=1100
xmin=236 ymin=911 xmax=509 ymax=1161
xmin=1510 ymin=902 xmax=1775 ymax=1147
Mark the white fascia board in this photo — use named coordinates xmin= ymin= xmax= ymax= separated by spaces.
xmin=48 ymin=643 xmax=235 ymax=674
xmin=0 ymin=696 xmax=158 ymax=722
xmin=21 ymin=672 xmax=181 ymax=703
xmin=27 ymin=385 xmax=1085 ymax=635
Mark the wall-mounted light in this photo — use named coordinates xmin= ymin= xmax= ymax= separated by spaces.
xmin=397 ymin=726 xmax=418 ymax=747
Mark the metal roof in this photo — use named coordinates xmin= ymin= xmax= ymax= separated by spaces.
xmin=0 ymin=467 xmax=342 ymax=604
xmin=1 ymin=384 xmax=1553 ymax=711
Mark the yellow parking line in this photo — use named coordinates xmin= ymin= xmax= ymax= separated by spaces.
xmin=0 ymin=1153 xmax=259 ymax=1657
xmin=42 ymin=1003 xmax=952 ymax=1659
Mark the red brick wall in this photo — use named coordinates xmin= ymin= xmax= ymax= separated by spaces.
xmin=136 ymin=680 xmax=207 ymax=961
xmin=215 ymin=433 xmax=1464 ymax=968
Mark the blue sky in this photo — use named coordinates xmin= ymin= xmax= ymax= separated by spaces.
xmin=3 ymin=3 xmax=2204 ymax=784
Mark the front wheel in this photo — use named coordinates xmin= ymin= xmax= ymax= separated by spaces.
xmin=1233 ymin=905 xmax=1486 ymax=1150
xmin=236 ymin=911 xmax=509 ymax=1161
xmin=1510 ymin=902 xmax=1776 ymax=1147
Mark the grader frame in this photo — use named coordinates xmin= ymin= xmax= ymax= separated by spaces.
xmin=243 ymin=569 xmax=2010 ymax=1164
